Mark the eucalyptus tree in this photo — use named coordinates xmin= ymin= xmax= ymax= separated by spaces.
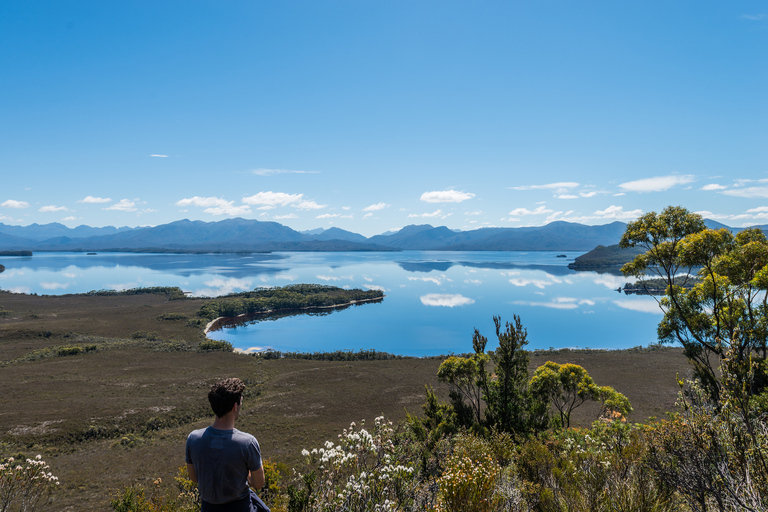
xmin=620 ymin=206 xmax=768 ymax=400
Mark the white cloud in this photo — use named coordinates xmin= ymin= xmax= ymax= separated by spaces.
xmin=511 ymin=182 xmax=579 ymax=191
xmin=619 ymin=175 xmax=695 ymax=193
xmin=316 ymin=214 xmax=339 ymax=219
xmin=206 ymin=205 xmax=251 ymax=216
xmin=176 ymin=196 xmax=251 ymax=216
xmin=1 ymin=200 xmax=30 ymax=209
xmin=420 ymin=190 xmax=475 ymax=203
xmin=150 ymin=154 xmax=168 ymax=158
xmin=79 ymin=196 xmax=111 ymax=203
xmin=508 ymin=205 xmax=554 ymax=216
xmin=176 ymin=196 xmax=229 ymax=208
xmin=742 ymin=14 xmax=765 ymax=21
xmin=250 ymin=168 xmax=319 ymax=176
xmin=295 ymin=200 xmax=326 ymax=210
xmin=701 ymin=183 xmax=726 ymax=191
xmin=38 ymin=205 xmax=68 ymax=212
xmin=408 ymin=209 xmax=449 ymax=219
xmin=420 ymin=293 xmax=475 ymax=307
xmin=62 ymin=216 xmax=77 ymax=222
xmin=722 ymin=187 xmax=768 ymax=199
xmin=274 ymin=213 xmax=298 ymax=220
xmin=105 ymin=199 xmax=137 ymax=211
xmin=593 ymin=205 xmax=643 ymax=220
xmin=365 ymin=284 xmax=387 ymax=292
xmin=556 ymin=194 xmax=579 ymax=199
xmin=465 ymin=211 xmax=482 ymax=216
xmin=363 ymin=203 xmax=389 ymax=212
xmin=242 ymin=191 xmax=304 ymax=207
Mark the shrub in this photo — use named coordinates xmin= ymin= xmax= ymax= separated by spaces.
xmin=288 ymin=417 xmax=417 ymax=511
xmin=157 ymin=312 xmax=188 ymax=321
xmin=197 ymin=339 xmax=233 ymax=352
xmin=0 ymin=454 xmax=59 ymax=512
xmin=434 ymin=450 xmax=500 ymax=512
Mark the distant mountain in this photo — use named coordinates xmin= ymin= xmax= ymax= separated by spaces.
xmin=307 ymin=227 xmax=368 ymax=243
xmin=368 ymin=221 xmax=627 ymax=251
xmin=0 ymin=217 xmax=758 ymax=253
xmin=0 ymin=222 xmax=134 ymax=240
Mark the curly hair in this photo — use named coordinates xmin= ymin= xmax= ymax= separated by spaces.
xmin=208 ymin=378 xmax=245 ymax=418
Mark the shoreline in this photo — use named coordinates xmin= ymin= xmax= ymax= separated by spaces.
xmin=203 ymin=296 xmax=386 ymax=335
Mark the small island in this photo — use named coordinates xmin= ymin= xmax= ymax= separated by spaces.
xmin=198 ymin=283 xmax=385 ymax=327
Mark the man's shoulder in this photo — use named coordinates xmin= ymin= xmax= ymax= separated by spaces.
xmin=187 ymin=426 xmax=210 ymax=441
xmin=232 ymin=428 xmax=259 ymax=444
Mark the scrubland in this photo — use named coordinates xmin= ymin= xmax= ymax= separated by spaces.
xmin=0 ymin=291 xmax=690 ymax=511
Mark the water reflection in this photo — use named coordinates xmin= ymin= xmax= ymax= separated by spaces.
xmin=420 ymin=294 xmax=475 ymax=307
xmin=0 ymin=251 xmax=663 ymax=355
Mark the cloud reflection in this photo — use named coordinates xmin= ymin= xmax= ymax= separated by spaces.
xmin=421 ymin=293 xmax=475 ymax=307
xmin=316 ymin=274 xmax=354 ymax=281
xmin=192 ymin=277 xmax=253 ymax=297
xmin=613 ymin=300 xmax=662 ymax=314
xmin=513 ymin=297 xmax=596 ymax=310
xmin=40 ymin=282 xmax=69 ymax=290
xmin=408 ymin=276 xmax=444 ymax=285
xmin=508 ymin=277 xmax=561 ymax=289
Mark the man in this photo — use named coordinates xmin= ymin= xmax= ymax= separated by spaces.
xmin=186 ymin=378 xmax=269 ymax=512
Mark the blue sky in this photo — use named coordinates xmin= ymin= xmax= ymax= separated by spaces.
xmin=1 ymin=1 xmax=766 ymax=236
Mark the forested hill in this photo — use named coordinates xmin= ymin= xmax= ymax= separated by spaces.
xmin=0 ymin=218 xmax=628 ymax=252
xmin=0 ymin=218 xmax=758 ymax=253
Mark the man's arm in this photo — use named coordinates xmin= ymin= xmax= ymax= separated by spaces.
xmin=186 ymin=463 xmax=198 ymax=485
xmin=248 ymin=466 xmax=265 ymax=489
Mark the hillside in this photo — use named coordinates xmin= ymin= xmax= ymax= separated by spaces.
xmin=0 ymin=217 xmax=755 ymax=253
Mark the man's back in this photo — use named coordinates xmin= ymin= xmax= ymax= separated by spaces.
xmin=186 ymin=426 xmax=262 ymax=506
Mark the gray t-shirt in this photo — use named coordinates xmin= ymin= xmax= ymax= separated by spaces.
xmin=186 ymin=426 xmax=262 ymax=505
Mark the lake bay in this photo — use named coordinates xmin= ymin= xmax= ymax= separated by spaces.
xmin=0 ymin=251 xmax=661 ymax=356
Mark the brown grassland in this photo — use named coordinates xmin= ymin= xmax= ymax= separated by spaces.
xmin=0 ymin=290 xmax=692 ymax=511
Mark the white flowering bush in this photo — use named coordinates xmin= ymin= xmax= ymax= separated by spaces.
xmin=289 ymin=416 xmax=417 ymax=511
xmin=0 ymin=455 xmax=59 ymax=512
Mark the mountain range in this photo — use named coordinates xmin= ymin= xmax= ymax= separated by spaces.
xmin=0 ymin=218 xmax=757 ymax=253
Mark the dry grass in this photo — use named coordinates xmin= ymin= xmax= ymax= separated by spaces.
xmin=0 ymin=291 xmax=690 ymax=511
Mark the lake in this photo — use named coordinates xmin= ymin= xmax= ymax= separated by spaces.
xmin=0 ymin=251 xmax=662 ymax=356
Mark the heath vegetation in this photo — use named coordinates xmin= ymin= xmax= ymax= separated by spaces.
xmin=3 ymin=207 xmax=765 ymax=511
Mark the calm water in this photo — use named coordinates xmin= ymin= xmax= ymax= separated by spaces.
xmin=0 ymin=251 xmax=662 ymax=356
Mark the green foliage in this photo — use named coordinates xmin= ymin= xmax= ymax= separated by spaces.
xmin=252 ymin=349 xmax=402 ymax=361
xmin=0 ymin=454 xmax=59 ymax=512
xmin=197 ymin=339 xmax=233 ymax=352
xmin=528 ymin=361 xmax=631 ymax=429
xmin=287 ymin=416 xmax=418 ymax=511
xmin=516 ymin=421 xmax=679 ymax=512
xmin=437 ymin=354 xmax=488 ymax=426
xmin=415 ymin=316 xmax=548 ymax=447
xmin=84 ymin=287 xmax=187 ymax=300
xmin=110 ymin=471 xmax=199 ymax=512
xmin=435 ymin=448 xmax=500 ymax=512
xmin=0 ymin=306 xmax=10 ymax=317
xmin=56 ymin=344 xmax=98 ymax=357
xmin=156 ymin=312 xmax=187 ymax=321
xmin=484 ymin=316 xmax=546 ymax=436
xmin=131 ymin=331 xmax=161 ymax=341
xmin=620 ymin=205 xmax=768 ymax=401
xmin=645 ymin=340 xmax=768 ymax=511
xmin=196 ymin=284 xmax=383 ymax=321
